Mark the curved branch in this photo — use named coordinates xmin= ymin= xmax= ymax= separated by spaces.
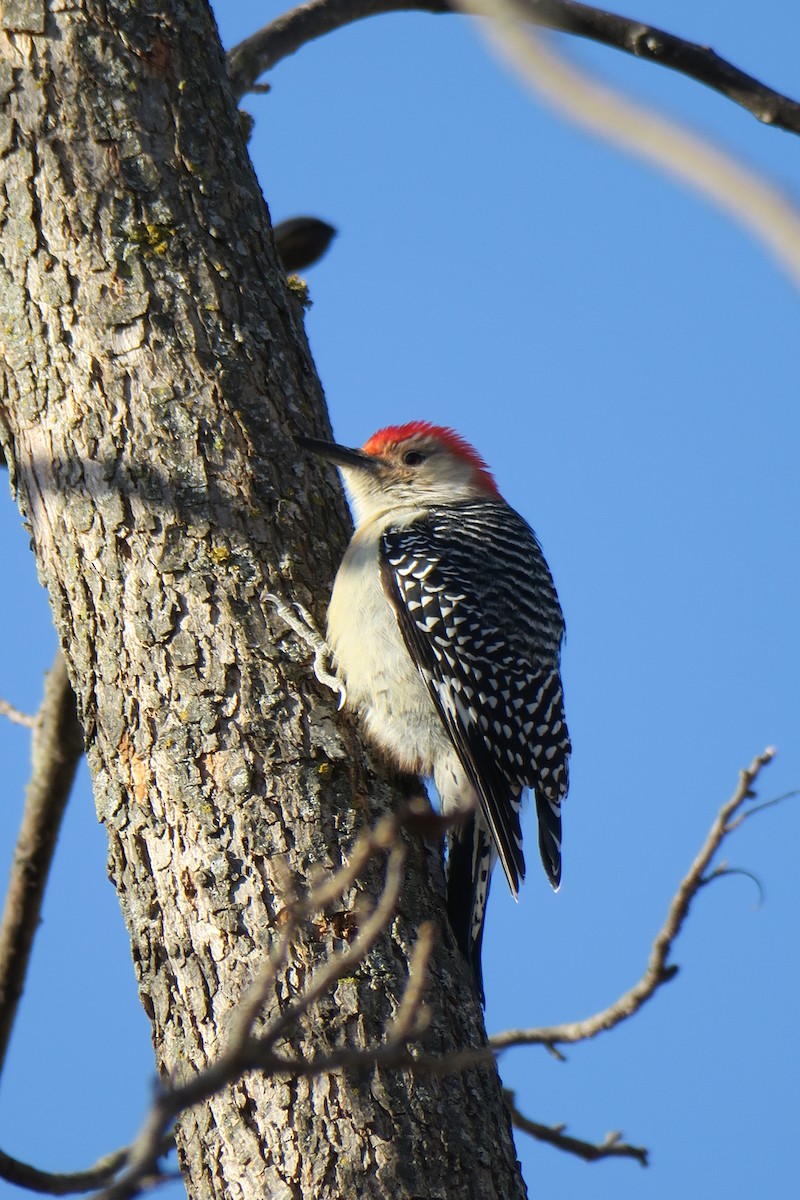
xmin=513 ymin=0 xmax=800 ymax=133
xmin=227 ymin=0 xmax=448 ymax=99
xmin=227 ymin=0 xmax=800 ymax=138
xmin=490 ymin=747 xmax=777 ymax=1053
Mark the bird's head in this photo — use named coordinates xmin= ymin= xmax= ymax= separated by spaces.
xmin=299 ymin=421 xmax=499 ymax=524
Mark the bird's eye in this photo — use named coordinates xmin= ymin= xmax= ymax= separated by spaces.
xmin=402 ymin=450 xmax=426 ymax=467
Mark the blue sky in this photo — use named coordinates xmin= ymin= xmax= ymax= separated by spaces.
xmin=0 ymin=3 xmax=798 ymax=1197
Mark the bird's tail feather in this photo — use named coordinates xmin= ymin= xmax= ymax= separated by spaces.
xmin=535 ymin=792 xmax=562 ymax=890
xmin=445 ymin=815 xmax=496 ymax=1005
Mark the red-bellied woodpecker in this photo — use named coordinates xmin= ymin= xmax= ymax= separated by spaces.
xmin=299 ymin=421 xmax=570 ymax=1001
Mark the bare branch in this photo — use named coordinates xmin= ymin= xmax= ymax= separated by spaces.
xmin=232 ymin=838 xmax=408 ymax=1057
xmin=0 ymin=696 xmax=35 ymax=728
xmin=226 ymin=0 xmax=800 ymax=138
xmin=388 ymin=919 xmax=434 ymax=1040
xmin=0 ymin=651 xmax=84 ymax=1077
xmin=224 ymin=814 xmax=403 ymax=1053
xmin=504 ymin=1089 xmax=648 ymax=1166
xmin=0 ymin=1139 xmax=174 ymax=1197
xmin=509 ymin=0 xmax=800 ymax=133
xmin=490 ymin=748 xmax=777 ymax=1053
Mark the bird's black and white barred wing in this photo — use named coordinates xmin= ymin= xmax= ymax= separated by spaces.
xmin=380 ymin=501 xmax=571 ymax=893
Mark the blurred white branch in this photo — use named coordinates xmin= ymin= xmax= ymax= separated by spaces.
xmin=457 ymin=0 xmax=800 ymax=287
xmin=0 ymin=696 xmax=35 ymax=728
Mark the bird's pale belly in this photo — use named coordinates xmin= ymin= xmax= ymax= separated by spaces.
xmin=327 ymin=543 xmax=447 ymax=773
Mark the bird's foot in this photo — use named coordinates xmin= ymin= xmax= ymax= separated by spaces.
xmin=264 ymin=593 xmax=347 ymax=709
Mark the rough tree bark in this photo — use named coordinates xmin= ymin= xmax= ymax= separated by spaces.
xmin=0 ymin=2 xmax=527 ymax=1197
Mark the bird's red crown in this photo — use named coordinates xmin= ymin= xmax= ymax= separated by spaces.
xmin=362 ymin=421 xmax=499 ymax=496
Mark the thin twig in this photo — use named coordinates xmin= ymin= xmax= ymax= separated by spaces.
xmin=0 ymin=1139 xmax=174 ymax=1197
xmin=226 ymin=0 xmax=800 ymax=138
xmin=504 ymin=1089 xmax=648 ymax=1165
xmin=224 ymin=817 xmax=401 ymax=1050
xmin=0 ymin=651 xmax=84 ymax=1077
xmin=388 ymin=920 xmax=434 ymax=1039
xmin=697 ymin=864 xmax=764 ymax=906
xmin=234 ymin=840 xmax=408 ymax=1056
xmin=0 ymin=696 xmax=35 ymax=728
xmin=724 ymin=788 xmax=799 ymax=831
xmin=207 ymin=1036 xmax=492 ymax=1078
xmin=490 ymin=748 xmax=776 ymax=1053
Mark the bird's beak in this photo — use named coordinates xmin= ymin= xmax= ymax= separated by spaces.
xmin=297 ymin=435 xmax=379 ymax=472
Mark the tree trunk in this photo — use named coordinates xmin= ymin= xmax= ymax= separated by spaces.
xmin=0 ymin=2 xmax=526 ymax=1196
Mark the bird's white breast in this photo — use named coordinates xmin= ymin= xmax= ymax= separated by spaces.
xmin=327 ymin=516 xmax=446 ymax=773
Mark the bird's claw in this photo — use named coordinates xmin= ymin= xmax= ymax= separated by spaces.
xmin=264 ymin=593 xmax=347 ymax=707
